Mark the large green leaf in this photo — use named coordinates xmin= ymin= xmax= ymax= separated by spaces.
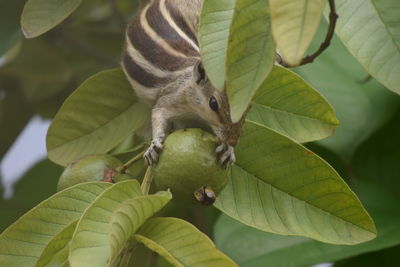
xmin=296 ymin=21 xmax=399 ymax=161
xmin=331 ymin=0 xmax=400 ymax=94
xmin=0 ymin=182 xmax=111 ymax=266
xmin=69 ymin=180 xmax=171 ymax=266
xmin=36 ymin=221 xmax=77 ymax=267
xmin=248 ymin=65 xmax=338 ymax=142
xmin=215 ymin=121 xmax=376 ymax=245
xmin=21 ymin=0 xmax=83 ymax=38
xmin=135 ymin=217 xmax=237 ymax=267
xmin=269 ymin=0 xmax=325 ymax=65
xmin=199 ymin=0 xmax=275 ymax=122
xmin=214 ymin=181 xmax=400 ymax=267
xmin=46 ymin=68 xmax=150 ymax=166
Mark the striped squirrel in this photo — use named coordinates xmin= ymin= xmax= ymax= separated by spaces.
xmin=121 ymin=0 xmax=246 ymax=169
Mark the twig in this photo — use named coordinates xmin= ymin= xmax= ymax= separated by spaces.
xmin=279 ymin=0 xmax=338 ymax=68
xmin=117 ymin=150 xmax=146 ymax=173
xmin=140 ymin=167 xmax=153 ymax=195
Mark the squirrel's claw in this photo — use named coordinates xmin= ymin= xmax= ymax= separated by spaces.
xmin=144 ymin=138 xmax=164 ymax=166
xmin=216 ymin=143 xmax=236 ymax=169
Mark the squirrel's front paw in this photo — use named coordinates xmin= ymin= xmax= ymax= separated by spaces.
xmin=144 ymin=137 xmax=164 ymax=166
xmin=216 ymin=143 xmax=236 ymax=169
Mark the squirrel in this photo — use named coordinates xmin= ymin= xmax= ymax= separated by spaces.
xmin=121 ymin=0 xmax=246 ymax=169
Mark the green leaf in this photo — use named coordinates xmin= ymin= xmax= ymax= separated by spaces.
xmin=0 ymin=182 xmax=111 ymax=266
xmin=46 ymin=68 xmax=150 ymax=166
xmin=135 ymin=217 xmax=238 ymax=267
xmin=215 ymin=121 xmax=376 ymax=245
xmin=330 ymin=0 xmax=400 ymax=94
xmin=0 ymin=159 xmax=63 ymax=232
xmin=199 ymin=0 xmax=235 ymax=91
xmin=21 ymin=0 xmax=83 ymax=38
xmin=248 ymin=66 xmax=338 ymax=142
xmin=36 ymin=221 xmax=77 ymax=267
xmin=69 ymin=181 xmax=171 ymax=266
xmin=199 ymin=0 xmax=275 ymax=122
xmin=214 ymin=181 xmax=400 ymax=267
xmin=269 ymin=0 xmax=325 ymax=65
xmin=296 ymin=21 xmax=399 ymax=161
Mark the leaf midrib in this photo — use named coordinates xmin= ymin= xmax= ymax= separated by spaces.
xmin=250 ymin=102 xmax=338 ymax=126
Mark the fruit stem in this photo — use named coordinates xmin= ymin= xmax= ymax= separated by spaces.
xmin=141 ymin=167 xmax=153 ymax=195
xmin=117 ymin=150 xmax=145 ymax=173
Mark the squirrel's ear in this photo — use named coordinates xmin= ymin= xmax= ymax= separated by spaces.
xmin=194 ymin=61 xmax=207 ymax=84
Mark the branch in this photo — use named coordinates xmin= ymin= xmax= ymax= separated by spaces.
xmin=117 ymin=150 xmax=145 ymax=173
xmin=140 ymin=167 xmax=153 ymax=195
xmin=279 ymin=0 xmax=338 ymax=68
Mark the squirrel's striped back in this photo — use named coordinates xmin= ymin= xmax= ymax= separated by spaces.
xmin=122 ymin=0 xmax=202 ymax=104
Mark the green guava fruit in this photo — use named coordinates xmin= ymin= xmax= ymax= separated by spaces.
xmin=153 ymin=128 xmax=229 ymax=201
xmin=57 ymin=154 xmax=122 ymax=191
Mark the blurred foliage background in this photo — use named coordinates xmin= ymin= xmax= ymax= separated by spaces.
xmin=0 ymin=0 xmax=139 ymax=231
xmin=1 ymin=0 xmax=400 ymax=266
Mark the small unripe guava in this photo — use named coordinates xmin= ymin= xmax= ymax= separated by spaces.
xmin=153 ymin=129 xmax=229 ymax=201
xmin=57 ymin=154 xmax=122 ymax=191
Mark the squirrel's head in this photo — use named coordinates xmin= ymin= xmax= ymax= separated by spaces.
xmin=188 ymin=61 xmax=247 ymax=147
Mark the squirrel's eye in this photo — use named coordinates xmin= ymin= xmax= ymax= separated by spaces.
xmin=209 ymin=96 xmax=219 ymax=113
xmin=196 ymin=62 xmax=206 ymax=84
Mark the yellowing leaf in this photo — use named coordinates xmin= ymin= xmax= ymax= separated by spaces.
xmin=136 ymin=217 xmax=238 ymax=267
xmin=69 ymin=181 xmax=171 ymax=267
xmin=0 ymin=182 xmax=111 ymax=266
xmin=36 ymin=221 xmax=77 ymax=267
xmin=270 ymin=0 xmax=325 ymax=65
xmin=248 ymin=66 xmax=339 ymax=142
